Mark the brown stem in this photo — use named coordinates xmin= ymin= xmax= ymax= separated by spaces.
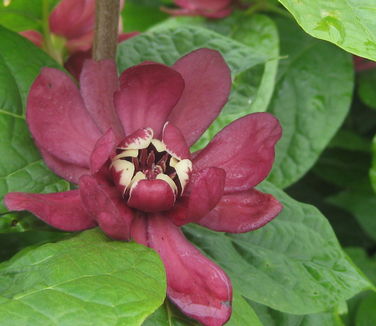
xmin=93 ymin=0 xmax=120 ymax=61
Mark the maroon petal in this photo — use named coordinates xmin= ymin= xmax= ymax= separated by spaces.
xmin=49 ymin=0 xmax=95 ymax=44
xmin=162 ymin=122 xmax=190 ymax=160
xmin=169 ymin=167 xmax=225 ymax=226
xmin=80 ymin=59 xmax=124 ymax=138
xmin=127 ymin=180 xmax=176 ymax=213
xmin=115 ymin=63 xmax=185 ymax=137
xmin=4 ymin=190 xmax=95 ymax=231
xmin=64 ymin=50 xmax=91 ymax=80
xmin=168 ymin=49 xmax=231 ymax=146
xmin=198 ymin=188 xmax=282 ymax=233
xmin=162 ymin=6 xmax=232 ymax=18
xmin=90 ymin=129 xmax=118 ymax=175
xmin=79 ymin=175 xmax=134 ymax=240
xmin=27 ymin=67 xmax=101 ymax=167
xmin=131 ymin=215 xmax=232 ymax=326
xmin=193 ymin=113 xmax=282 ymax=192
xmin=40 ymin=148 xmax=89 ymax=184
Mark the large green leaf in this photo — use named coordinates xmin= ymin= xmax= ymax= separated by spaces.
xmin=267 ymin=18 xmax=353 ymax=188
xmin=278 ymin=0 xmax=376 ymax=61
xmin=250 ymin=301 xmax=344 ymax=326
xmin=0 ymin=229 xmax=166 ymax=325
xmin=327 ymin=180 xmax=376 ymax=242
xmin=0 ymin=0 xmax=58 ymax=32
xmin=122 ymin=0 xmax=168 ymax=32
xmin=117 ymin=25 xmax=269 ymax=75
xmin=183 ymin=181 xmax=372 ymax=314
xmin=370 ymin=133 xmax=376 ymax=194
xmin=143 ymin=291 xmax=263 ymax=326
xmin=0 ymin=26 xmax=68 ymax=212
xmin=358 ymin=69 xmax=376 ymax=110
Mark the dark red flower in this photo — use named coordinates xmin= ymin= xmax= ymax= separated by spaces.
xmin=162 ymin=0 xmax=234 ymax=18
xmin=5 ymin=49 xmax=282 ymax=326
xmin=353 ymin=55 xmax=376 ymax=72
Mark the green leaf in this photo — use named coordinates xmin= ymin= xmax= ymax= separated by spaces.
xmin=370 ymin=133 xmax=376 ymax=194
xmin=0 ymin=26 xmax=68 ymax=212
xmin=346 ymin=247 xmax=376 ymax=285
xmin=355 ymin=292 xmax=376 ymax=326
xmin=0 ymin=229 xmax=166 ymax=326
xmin=250 ymin=301 xmax=344 ymax=326
xmin=327 ymin=180 xmax=376 ymax=242
xmin=267 ymin=18 xmax=353 ymax=188
xmin=183 ymin=181 xmax=372 ymax=314
xmin=143 ymin=291 xmax=263 ymax=326
xmin=278 ymin=0 xmax=376 ymax=61
xmin=117 ymin=24 xmax=271 ymax=77
xmin=358 ymin=69 xmax=376 ymax=110
xmin=0 ymin=0 xmax=58 ymax=32
xmin=122 ymin=0 xmax=168 ymax=32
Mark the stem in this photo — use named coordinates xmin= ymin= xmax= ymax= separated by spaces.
xmin=41 ymin=0 xmax=63 ymax=64
xmin=93 ymin=0 xmax=120 ymax=61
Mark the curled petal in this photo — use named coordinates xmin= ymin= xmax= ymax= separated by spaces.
xmin=168 ymin=49 xmax=231 ymax=146
xmin=198 ymin=188 xmax=282 ymax=233
xmin=90 ymin=129 xmax=118 ymax=175
xmin=162 ymin=122 xmax=190 ymax=160
xmin=49 ymin=0 xmax=95 ymax=51
xmin=115 ymin=63 xmax=185 ymax=137
xmin=131 ymin=215 xmax=232 ymax=326
xmin=127 ymin=179 xmax=176 ymax=213
xmin=194 ymin=113 xmax=282 ymax=192
xmin=40 ymin=148 xmax=89 ymax=184
xmin=27 ymin=67 xmax=101 ymax=167
xmin=79 ymin=175 xmax=134 ymax=240
xmin=80 ymin=59 xmax=124 ymax=138
xmin=169 ymin=167 xmax=225 ymax=226
xmin=4 ymin=190 xmax=95 ymax=231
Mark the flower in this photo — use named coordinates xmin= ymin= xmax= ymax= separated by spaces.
xmin=5 ymin=48 xmax=282 ymax=326
xmin=162 ymin=0 xmax=234 ymax=18
xmin=353 ymin=55 xmax=376 ymax=72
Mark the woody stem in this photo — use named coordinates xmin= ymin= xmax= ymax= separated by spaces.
xmin=93 ymin=0 xmax=120 ymax=61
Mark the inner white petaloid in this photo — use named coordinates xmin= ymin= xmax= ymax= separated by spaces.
xmin=111 ymin=128 xmax=192 ymax=197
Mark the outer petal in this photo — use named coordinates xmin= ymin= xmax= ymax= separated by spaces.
xmin=168 ymin=167 xmax=225 ymax=226
xmin=79 ymin=175 xmax=134 ymax=240
xmin=168 ymin=49 xmax=231 ymax=146
xmin=131 ymin=215 xmax=232 ymax=326
xmin=90 ymin=129 xmax=118 ymax=175
xmin=193 ymin=113 xmax=282 ymax=192
xmin=162 ymin=122 xmax=190 ymax=160
xmin=4 ymin=190 xmax=95 ymax=231
xmin=27 ymin=67 xmax=101 ymax=167
xmin=198 ymin=188 xmax=282 ymax=233
xmin=80 ymin=59 xmax=124 ymax=138
xmin=115 ymin=63 xmax=185 ymax=137
xmin=40 ymin=148 xmax=89 ymax=184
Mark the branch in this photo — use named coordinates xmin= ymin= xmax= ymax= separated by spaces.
xmin=93 ymin=0 xmax=120 ymax=61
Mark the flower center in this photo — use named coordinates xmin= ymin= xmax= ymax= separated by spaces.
xmin=110 ymin=128 xmax=192 ymax=212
